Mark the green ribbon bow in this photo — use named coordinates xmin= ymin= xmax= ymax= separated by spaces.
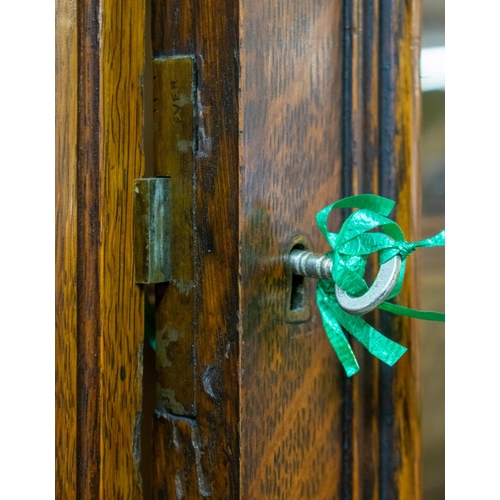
xmin=316 ymin=194 xmax=445 ymax=377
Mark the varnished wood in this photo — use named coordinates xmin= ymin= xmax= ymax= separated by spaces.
xmin=96 ymin=0 xmax=146 ymax=496
xmin=57 ymin=0 xmax=422 ymax=491
xmin=342 ymin=0 xmax=363 ymax=497
xmin=240 ymin=2 xmax=344 ymax=498
xmin=192 ymin=1 xmax=241 ymax=496
xmin=56 ymin=0 xmax=146 ymax=497
xmin=151 ymin=0 xmax=202 ymax=496
xmin=55 ymin=0 xmax=78 ymax=496
xmin=76 ymin=0 xmax=102 ymax=493
xmin=378 ymin=0 xmax=422 ymax=498
xmin=151 ymin=0 xmax=241 ymax=496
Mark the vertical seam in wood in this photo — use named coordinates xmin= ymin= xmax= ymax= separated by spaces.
xmin=378 ymin=0 xmax=396 ymax=496
xmin=341 ymin=0 xmax=355 ymax=499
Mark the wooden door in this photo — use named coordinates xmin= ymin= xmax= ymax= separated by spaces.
xmin=56 ymin=0 xmax=422 ymax=498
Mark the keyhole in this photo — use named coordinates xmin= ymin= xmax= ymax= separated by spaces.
xmin=290 ymin=272 xmax=305 ymax=311
xmin=285 ymin=240 xmax=311 ymax=323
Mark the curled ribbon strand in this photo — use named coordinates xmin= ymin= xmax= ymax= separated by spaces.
xmin=316 ymin=194 xmax=445 ymax=377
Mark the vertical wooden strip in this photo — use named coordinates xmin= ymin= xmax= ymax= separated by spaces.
xmin=55 ymin=0 xmax=78 ymax=496
xmin=240 ymin=1 xmax=344 ymax=498
xmin=341 ymin=0 xmax=364 ymax=497
xmin=193 ymin=0 xmax=241 ymax=496
xmin=393 ymin=0 xmax=422 ymax=496
xmin=152 ymin=0 xmax=194 ymax=56
xmin=356 ymin=1 xmax=381 ymax=499
xmin=99 ymin=0 xmax=146 ymax=496
xmin=361 ymin=0 xmax=380 ymax=195
xmin=76 ymin=0 xmax=102 ymax=496
xmin=72 ymin=0 xmax=147 ymax=496
xmin=150 ymin=1 xmax=201 ymax=497
xmin=378 ymin=0 xmax=422 ymax=498
xmin=378 ymin=0 xmax=398 ymax=493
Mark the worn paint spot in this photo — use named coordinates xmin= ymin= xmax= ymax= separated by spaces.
xmin=202 ymin=365 xmax=218 ymax=399
xmin=172 ymin=424 xmax=180 ymax=451
xmin=177 ymin=140 xmax=193 ymax=153
xmin=177 ymin=92 xmax=192 ymax=108
xmin=196 ymin=96 xmax=212 ymax=159
xmin=132 ymin=412 xmax=143 ymax=491
xmin=157 ymin=325 xmax=185 ymax=368
xmin=191 ymin=424 xmax=212 ymax=497
xmin=136 ymin=341 xmax=144 ymax=381
xmin=133 ymin=412 xmax=142 ymax=466
xmin=157 ymin=385 xmax=187 ymax=415
xmin=175 ymin=470 xmax=185 ymax=499
xmin=171 ymin=278 xmax=195 ymax=295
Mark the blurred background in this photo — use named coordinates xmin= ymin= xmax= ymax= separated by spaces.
xmin=420 ymin=0 xmax=445 ymax=498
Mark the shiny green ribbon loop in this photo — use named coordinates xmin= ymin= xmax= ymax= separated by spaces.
xmin=315 ymin=194 xmax=445 ymax=376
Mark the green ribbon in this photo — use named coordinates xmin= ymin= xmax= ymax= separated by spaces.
xmin=316 ymin=194 xmax=445 ymax=377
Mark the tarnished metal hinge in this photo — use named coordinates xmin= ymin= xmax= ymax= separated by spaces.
xmin=133 ymin=55 xmax=195 ymax=285
xmin=133 ymin=177 xmax=171 ymax=284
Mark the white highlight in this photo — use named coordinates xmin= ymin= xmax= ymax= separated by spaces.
xmin=421 ymin=46 xmax=445 ymax=92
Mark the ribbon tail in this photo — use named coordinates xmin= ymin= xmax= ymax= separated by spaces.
xmin=379 ymin=302 xmax=445 ymax=322
xmin=317 ymin=285 xmax=360 ymax=376
xmin=414 ymin=229 xmax=445 ymax=249
xmin=332 ymin=301 xmax=408 ymax=367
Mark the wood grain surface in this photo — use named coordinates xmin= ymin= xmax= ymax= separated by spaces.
xmin=55 ymin=0 xmax=78 ymax=496
xmin=56 ymin=0 xmax=146 ymax=497
xmin=240 ymin=1 xmax=344 ymax=498
xmin=151 ymin=0 xmax=241 ymax=496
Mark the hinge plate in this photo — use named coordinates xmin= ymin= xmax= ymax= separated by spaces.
xmin=133 ymin=177 xmax=172 ymax=284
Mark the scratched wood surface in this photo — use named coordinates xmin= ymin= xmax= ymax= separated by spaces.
xmin=56 ymin=0 xmax=146 ymax=497
xmin=55 ymin=0 xmax=78 ymax=496
xmin=151 ymin=0 xmax=241 ymax=497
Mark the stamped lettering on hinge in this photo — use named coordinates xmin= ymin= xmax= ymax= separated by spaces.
xmin=170 ymin=80 xmax=182 ymax=123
